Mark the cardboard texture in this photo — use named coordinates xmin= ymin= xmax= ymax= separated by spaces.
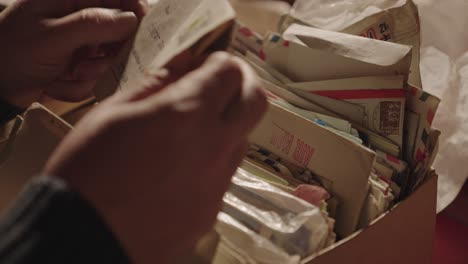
xmin=0 ymin=104 xmax=71 ymax=214
xmin=303 ymin=173 xmax=437 ymax=264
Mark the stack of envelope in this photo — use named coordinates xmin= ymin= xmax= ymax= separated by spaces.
xmin=228 ymin=0 xmax=441 ymax=245
xmin=84 ymin=0 xmax=442 ymax=261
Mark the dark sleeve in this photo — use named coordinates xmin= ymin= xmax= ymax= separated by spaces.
xmin=0 ymin=176 xmax=131 ymax=264
xmin=0 ymin=97 xmax=24 ymax=126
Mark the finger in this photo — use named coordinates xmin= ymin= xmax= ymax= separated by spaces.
xmin=44 ymin=80 xmax=96 ymax=102
xmin=72 ymin=0 xmax=145 ymax=23
xmin=120 ymin=70 xmax=173 ymax=103
xmin=121 ymin=0 xmax=148 ymax=19
xmin=224 ymin=141 xmax=249 ymax=180
xmin=137 ymin=52 xmax=211 ymax=101
xmin=71 ymin=58 xmax=113 ymax=81
xmin=48 ymin=8 xmax=138 ymax=55
xmin=163 ymin=50 xmax=210 ymax=79
xmin=222 ymin=58 xmax=268 ymax=137
xmin=209 ymin=141 xmax=249 ymax=198
xmin=141 ymin=52 xmax=245 ymax=116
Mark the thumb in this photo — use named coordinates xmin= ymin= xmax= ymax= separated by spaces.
xmin=49 ymin=8 xmax=138 ymax=54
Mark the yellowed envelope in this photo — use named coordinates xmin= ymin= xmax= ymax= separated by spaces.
xmin=287 ymin=75 xmax=405 ymax=92
xmin=249 ymin=102 xmax=376 ymax=237
xmin=94 ymin=0 xmax=235 ymax=99
xmin=287 ymin=75 xmax=407 ymax=148
xmin=262 ymin=24 xmax=412 ymax=82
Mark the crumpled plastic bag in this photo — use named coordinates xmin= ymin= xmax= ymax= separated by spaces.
xmin=416 ymin=0 xmax=468 ymax=212
xmin=289 ymin=0 xmax=406 ymax=32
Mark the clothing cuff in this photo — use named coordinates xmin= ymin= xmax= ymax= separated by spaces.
xmin=0 ymin=176 xmax=130 ymax=263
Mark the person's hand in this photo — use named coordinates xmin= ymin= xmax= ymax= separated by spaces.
xmin=44 ymin=52 xmax=268 ymax=264
xmin=0 ymin=0 xmax=147 ymax=108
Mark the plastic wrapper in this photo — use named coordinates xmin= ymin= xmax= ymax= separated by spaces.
xmin=222 ymin=169 xmax=332 ymax=257
xmin=214 ymin=212 xmax=301 ymax=264
xmin=416 ymin=0 xmax=468 ymax=212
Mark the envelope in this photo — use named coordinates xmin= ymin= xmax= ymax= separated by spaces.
xmin=339 ymin=0 xmax=422 ymax=87
xmin=94 ymin=0 xmax=235 ymax=100
xmin=287 ymin=75 xmax=406 ymax=92
xmin=405 ymin=85 xmax=440 ymax=168
xmin=358 ymin=173 xmax=395 ymax=229
xmin=243 ymin=50 xmax=294 ymax=85
xmin=259 ymin=78 xmax=341 ymax=118
xmin=249 ymin=102 xmax=376 ymax=237
xmin=288 ymin=78 xmax=406 ymax=149
xmin=228 ymin=0 xmax=291 ymax=36
xmin=272 ymin=100 xmax=353 ymax=135
xmin=357 ymin=125 xmax=401 ymax=157
xmin=287 ymin=92 xmax=367 ymax=127
xmin=323 ymin=90 xmax=405 ymax=147
xmin=375 ymin=150 xmax=408 ymax=181
xmin=230 ymin=22 xmax=263 ymax=55
xmin=280 ymin=0 xmax=421 ymax=87
xmin=262 ymin=24 xmax=412 ymax=82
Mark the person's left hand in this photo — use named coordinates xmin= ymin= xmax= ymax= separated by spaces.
xmin=0 ymin=0 xmax=147 ymax=107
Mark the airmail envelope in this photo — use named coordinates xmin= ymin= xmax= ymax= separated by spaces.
xmin=287 ymin=75 xmax=406 ymax=149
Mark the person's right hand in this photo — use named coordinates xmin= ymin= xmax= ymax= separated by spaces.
xmin=44 ymin=52 xmax=267 ymax=264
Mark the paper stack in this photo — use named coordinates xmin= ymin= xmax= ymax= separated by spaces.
xmin=88 ymin=0 xmax=441 ymax=262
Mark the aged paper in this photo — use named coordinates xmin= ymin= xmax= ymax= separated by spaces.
xmin=249 ymin=102 xmax=375 ymax=237
xmin=95 ymin=0 xmax=235 ymax=99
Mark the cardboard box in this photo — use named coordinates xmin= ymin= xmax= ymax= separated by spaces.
xmin=305 ymin=173 xmax=437 ymax=264
xmin=0 ymin=104 xmax=437 ymax=263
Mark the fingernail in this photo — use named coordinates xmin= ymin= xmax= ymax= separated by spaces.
xmin=118 ymin=11 xmax=137 ymax=19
